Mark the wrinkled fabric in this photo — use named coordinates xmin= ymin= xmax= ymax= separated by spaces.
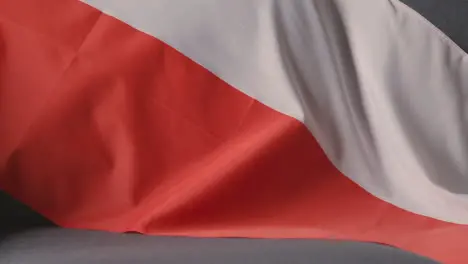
xmin=1 ymin=0 xmax=468 ymax=263
xmin=84 ymin=0 xmax=468 ymax=224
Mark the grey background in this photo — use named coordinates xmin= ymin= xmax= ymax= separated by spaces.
xmin=401 ymin=0 xmax=468 ymax=52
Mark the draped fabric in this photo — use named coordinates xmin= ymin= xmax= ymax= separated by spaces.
xmin=1 ymin=0 xmax=468 ymax=263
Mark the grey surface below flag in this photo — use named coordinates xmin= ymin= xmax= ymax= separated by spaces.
xmin=0 ymin=228 xmax=437 ymax=264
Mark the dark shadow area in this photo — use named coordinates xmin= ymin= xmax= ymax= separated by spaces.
xmin=0 ymin=190 xmax=55 ymax=240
